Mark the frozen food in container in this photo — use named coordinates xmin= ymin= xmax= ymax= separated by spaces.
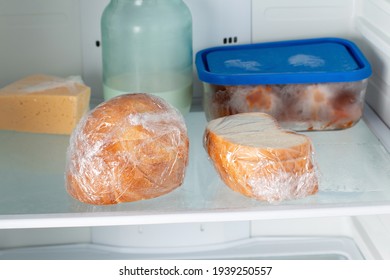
xmin=195 ymin=38 xmax=372 ymax=130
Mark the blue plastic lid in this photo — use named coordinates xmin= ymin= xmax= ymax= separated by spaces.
xmin=196 ymin=38 xmax=372 ymax=85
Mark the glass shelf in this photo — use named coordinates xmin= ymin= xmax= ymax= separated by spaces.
xmin=1 ymin=108 xmax=390 ymax=229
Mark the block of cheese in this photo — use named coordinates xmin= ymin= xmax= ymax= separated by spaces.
xmin=0 ymin=75 xmax=91 ymax=135
xmin=204 ymin=112 xmax=319 ymax=202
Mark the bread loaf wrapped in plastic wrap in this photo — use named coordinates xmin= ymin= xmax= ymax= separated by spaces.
xmin=65 ymin=93 xmax=189 ymax=205
xmin=204 ymin=113 xmax=319 ymax=202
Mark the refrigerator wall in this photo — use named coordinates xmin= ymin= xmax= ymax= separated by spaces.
xmin=0 ymin=0 xmax=389 ymax=124
xmin=356 ymin=0 xmax=390 ymax=128
xmin=250 ymin=0 xmax=390 ymax=128
xmin=0 ymin=0 xmax=390 ymax=260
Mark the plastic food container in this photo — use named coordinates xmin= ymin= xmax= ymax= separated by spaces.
xmin=196 ymin=38 xmax=372 ymax=130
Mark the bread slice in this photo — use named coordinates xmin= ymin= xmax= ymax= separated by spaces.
xmin=204 ymin=112 xmax=318 ymax=202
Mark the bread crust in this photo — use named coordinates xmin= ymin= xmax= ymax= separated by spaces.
xmin=66 ymin=93 xmax=189 ymax=205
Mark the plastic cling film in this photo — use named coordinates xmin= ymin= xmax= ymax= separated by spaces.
xmin=65 ymin=93 xmax=189 ymax=205
xmin=204 ymin=112 xmax=319 ymax=203
xmin=18 ymin=75 xmax=86 ymax=94
xmin=247 ymin=156 xmax=318 ymax=203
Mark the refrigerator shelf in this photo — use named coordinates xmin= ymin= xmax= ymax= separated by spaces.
xmin=1 ymin=106 xmax=390 ymax=229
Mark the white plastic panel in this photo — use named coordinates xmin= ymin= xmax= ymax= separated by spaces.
xmin=355 ymin=0 xmax=390 ymax=128
xmin=0 ymin=228 xmax=90 ymax=249
xmin=91 ymin=222 xmax=250 ymax=248
xmin=0 ymin=236 xmax=364 ymax=260
xmin=2 ymin=216 xmax=388 ymax=259
xmin=183 ymin=0 xmax=252 ymax=50
xmin=0 ymin=0 xmax=82 ymax=88
xmin=251 ymin=215 xmax=390 ymax=259
xmin=251 ymin=0 xmax=357 ymax=42
xmin=0 ymin=108 xmax=390 ymax=229
xmin=79 ymin=0 xmax=109 ymax=104
xmin=352 ymin=215 xmax=390 ymax=259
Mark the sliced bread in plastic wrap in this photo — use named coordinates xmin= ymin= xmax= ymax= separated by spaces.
xmin=204 ymin=112 xmax=319 ymax=202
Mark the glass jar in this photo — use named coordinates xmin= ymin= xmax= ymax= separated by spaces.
xmin=101 ymin=0 xmax=193 ymax=115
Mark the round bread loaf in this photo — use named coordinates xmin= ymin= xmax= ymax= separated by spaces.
xmin=65 ymin=93 xmax=189 ymax=205
xmin=204 ymin=112 xmax=318 ymax=202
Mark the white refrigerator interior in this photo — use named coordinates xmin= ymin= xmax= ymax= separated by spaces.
xmin=0 ymin=0 xmax=390 ymax=260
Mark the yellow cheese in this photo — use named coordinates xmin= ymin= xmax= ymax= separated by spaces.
xmin=0 ymin=75 xmax=91 ymax=135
